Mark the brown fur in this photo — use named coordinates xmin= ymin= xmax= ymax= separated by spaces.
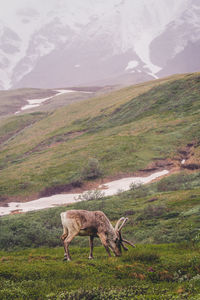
xmin=60 ymin=209 xmax=135 ymax=261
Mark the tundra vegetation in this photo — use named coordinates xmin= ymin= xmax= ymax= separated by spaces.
xmin=0 ymin=73 xmax=200 ymax=299
xmin=0 ymin=73 xmax=199 ymax=200
xmin=0 ymin=171 xmax=200 ymax=299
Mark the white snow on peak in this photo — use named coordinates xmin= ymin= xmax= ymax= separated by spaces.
xmin=113 ymin=0 xmax=190 ymax=75
xmin=125 ymin=60 xmax=139 ymax=71
xmin=0 ymin=0 xmax=195 ymax=89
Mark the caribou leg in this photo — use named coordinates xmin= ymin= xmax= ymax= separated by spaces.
xmin=63 ymin=232 xmax=77 ymax=261
xmin=98 ymin=233 xmax=112 ymax=257
xmin=60 ymin=227 xmax=68 ymax=241
xmin=103 ymin=244 xmax=112 ymax=257
xmin=89 ymin=236 xmax=94 ymax=259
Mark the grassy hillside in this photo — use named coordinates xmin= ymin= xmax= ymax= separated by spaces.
xmin=0 ymin=171 xmax=200 ymax=299
xmin=0 ymin=74 xmax=200 ymax=299
xmin=0 ymin=73 xmax=199 ymax=200
xmin=1 ymin=171 xmax=199 ymax=249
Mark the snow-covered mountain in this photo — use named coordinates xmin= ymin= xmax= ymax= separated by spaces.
xmin=0 ymin=0 xmax=199 ymax=89
xmin=150 ymin=0 xmax=200 ymax=77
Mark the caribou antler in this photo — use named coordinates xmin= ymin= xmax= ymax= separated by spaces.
xmin=115 ymin=217 xmax=136 ymax=249
xmin=115 ymin=217 xmax=129 ymax=232
xmin=115 ymin=217 xmax=125 ymax=232
xmin=121 ymin=238 xmax=136 ymax=248
xmin=118 ymin=217 xmax=128 ymax=232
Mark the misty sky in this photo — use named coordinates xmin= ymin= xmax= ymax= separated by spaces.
xmin=0 ymin=0 xmax=189 ymax=28
xmin=0 ymin=0 xmax=51 ymax=23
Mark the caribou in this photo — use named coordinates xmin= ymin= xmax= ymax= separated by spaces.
xmin=60 ymin=209 xmax=135 ymax=261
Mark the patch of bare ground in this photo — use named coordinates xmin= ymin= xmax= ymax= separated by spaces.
xmin=137 ymin=158 xmax=174 ymax=174
xmin=39 ymin=181 xmax=83 ymax=197
xmin=66 ymin=86 xmax=102 ymax=92
xmin=0 ymin=180 xmax=102 ymax=205
xmin=174 ymin=141 xmax=200 ymax=171
xmin=66 ymin=86 xmax=115 ymax=93
xmin=10 ymin=209 xmax=23 ymax=215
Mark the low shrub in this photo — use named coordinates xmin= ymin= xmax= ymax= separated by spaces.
xmin=136 ymin=204 xmax=167 ymax=220
xmin=81 ymin=158 xmax=103 ymax=180
xmin=129 ymin=182 xmax=152 ymax=198
xmin=74 ymin=189 xmax=105 ymax=202
xmin=156 ymin=172 xmax=200 ymax=192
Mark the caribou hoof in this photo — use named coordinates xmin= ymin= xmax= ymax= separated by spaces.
xmin=63 ymin=256 xmax=71 ymax=261
xmin=88 ymin=256 xmax=94 ymax=260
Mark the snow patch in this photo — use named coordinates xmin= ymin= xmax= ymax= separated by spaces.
xmin=147 ymin=71 xmax=159 ymax=79
xmin=101 ymin=170 xmax=169 ymax=196
xmin=0 ymin=170 xmax=169 ymax=216
xmin=15 ymin=89 xmax=77 ymax=114
xmin=15 ymin=89 xmax=93 ymax=114
xmin=125 ymin=60 xmax=139 ymax=71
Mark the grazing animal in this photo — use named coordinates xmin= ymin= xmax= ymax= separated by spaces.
xmin=60 ymin=209 xmax=135 ymax=261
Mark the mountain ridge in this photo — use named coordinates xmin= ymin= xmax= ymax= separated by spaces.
xmin=0 ymin=0 xmax=199 ymax=89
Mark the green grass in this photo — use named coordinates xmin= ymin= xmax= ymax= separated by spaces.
xmin=0 ymin=73 xmax=200 ymax=300
xmin=79 ymin=76 xmax=199 ymax=130
xmin=0 ymin=172 xmax=200 ymax=299
xmin=0 ymin=244 xmax=200 ymax=299
xmin=1 ymin=171 xmax=199 ymax=250
xmin=0 ymin=73 xmax=200 ymax=199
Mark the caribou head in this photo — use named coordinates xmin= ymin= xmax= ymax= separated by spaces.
xmin=107 ymin=217 xmax=136 ymax=257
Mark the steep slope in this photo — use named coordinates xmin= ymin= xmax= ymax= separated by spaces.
xmin=151 ymin=1 xmax=200 ymax=77
xmin=0 ymin=73 xmax=199 ymax=201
